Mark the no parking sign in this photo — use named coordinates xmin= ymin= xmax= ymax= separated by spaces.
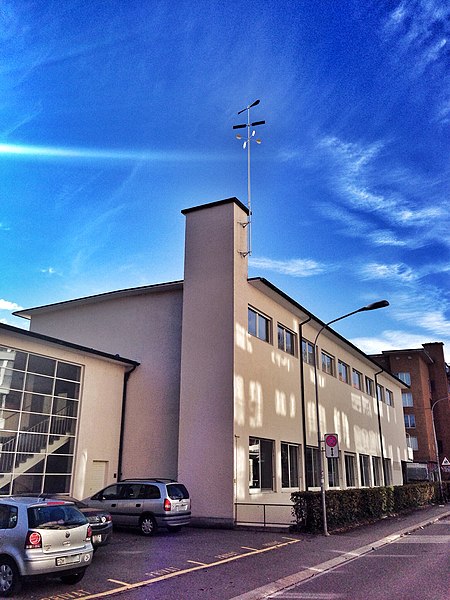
xmin=324 ymin=433 xmax=339 ymax=458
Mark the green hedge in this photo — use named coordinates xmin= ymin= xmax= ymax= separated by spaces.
xmin=291 ymin=482 xmax=449 ymax=533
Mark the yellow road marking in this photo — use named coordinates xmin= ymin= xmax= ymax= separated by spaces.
xmin=54 ymin=538 xmax=300 ymax=600
xmin=241 ymin=546 xmax=258 ymax=551
xmin=187 ymin=560 xmax=208 ymax=566
xmin=107 ymin=579 xmax=129 ymax=585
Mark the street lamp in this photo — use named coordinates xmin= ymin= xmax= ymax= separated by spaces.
xmin=431 ymin=396 xmax=448 ymax=502
xmin=313 ymin=300 xmax=389 ymax=536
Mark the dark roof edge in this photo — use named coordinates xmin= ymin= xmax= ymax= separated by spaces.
xmin=181 ymin=197 xmax=249 ymax=216
xmin=249 ymin=277 xmax=404 ymax=384
xmin=0 ymin=323 xmax=140 ymax=368
xmin=14 ymin=280 xmax=184 ymax=320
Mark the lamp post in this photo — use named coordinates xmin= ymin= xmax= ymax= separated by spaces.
xmin=313 ymin=300 xmax=389 ymax=536
xmin=431 ymin=396 xmax=448 ymax=502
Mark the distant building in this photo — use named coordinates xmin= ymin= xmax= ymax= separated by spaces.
xmin=371 ymin=344 xmax=450 ymax=482
xmin=7 ymin=197 xmax=409 ymax=526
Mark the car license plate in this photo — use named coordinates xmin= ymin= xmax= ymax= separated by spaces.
xmin=176 ymin=504 xmax=187 ymax=511
xmin=56 ymin=554 xmax=80 ymax=566
xmin=92 ymin=534 xmax=102 ymax=544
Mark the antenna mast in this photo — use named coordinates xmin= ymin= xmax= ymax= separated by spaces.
xmin=233 ymin=99 xmax=265 ymax=256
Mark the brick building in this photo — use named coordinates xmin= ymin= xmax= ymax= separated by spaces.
xmin=371 ymin=343 xmax=450 ymax=482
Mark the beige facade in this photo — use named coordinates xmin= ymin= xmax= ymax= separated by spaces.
xmin=0 ymin=324 xmax=137 ymax=499
xmin=15 ymin=197 xmax=409 ymax=526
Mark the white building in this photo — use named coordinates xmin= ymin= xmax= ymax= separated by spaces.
xmin=7 ymin=197 xmax=408 ymax=526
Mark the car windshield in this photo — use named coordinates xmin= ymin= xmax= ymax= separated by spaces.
xmin=167 ymin=484 xmax=189 ymax=500
xmin=28 ymin=504 xmax=87 ymax=529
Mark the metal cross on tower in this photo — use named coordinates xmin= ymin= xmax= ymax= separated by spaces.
xmin=233 ymin=99 xmax=265 ymax=256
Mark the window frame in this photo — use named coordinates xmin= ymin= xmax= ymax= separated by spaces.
xmin=359 ymin=454 xmax=371 ymax=487
xmin=281 ymin=442 xmax=300 ymax=488
xmin=249 ymin=437 xmax=274 ymax=491
xmin=321 ymin=351 xmax=335 ymax=376
xmin=327 ymin=456 xmax=340 ymax=488
xmin=344 ymin=453 xmax=356 ymax=487
xmin=402 ymin=391 xmax=414 ymax=407
xmin=376 ymin=384 xmax=385 ymax=403
xmin=352 ymin=369 xmax=362 ymax=390
xmin=301 ymin=339 xmax=315 ymax=365
xmin=305 ymin=446 xmax=320 ymax=488
xmin=404 ymin=413 xmax=416 ymax=428
xmin=365 ymin=376 xmax=374 ymax=396
xmin=277 ymin=324 xmax=297 ymax=356
xmin=396 ymin=372 xmax=411 ymax=385
xmin=385 ymin=389 xmax=394 ymax=406
xmin=372 ymin=456 xmax=382 ymax=486
xmin=338 ymin=360 xmax=350 ymax=384
xmin=248 ymin=307 xmax=271 ymax=344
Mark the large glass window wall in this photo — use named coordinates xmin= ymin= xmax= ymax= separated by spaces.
xmin=0 ymin=345 xmax=82 ymax=495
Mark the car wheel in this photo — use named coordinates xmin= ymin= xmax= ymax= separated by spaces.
xmin=166 ymin=525 xmax=182 ymax=533
xmin=0 ymin=558 xmax=21 ymax=597
xmin=60 ymin=569 xmax=86 ymax=585
xmin=139 ymin=514 xmax=157 ymax=536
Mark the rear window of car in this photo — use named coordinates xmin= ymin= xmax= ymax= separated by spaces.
xmin=27 ymin=504 xmax=87 ymax=529
xmin=167 ymin=484 xmax=189 ymax=500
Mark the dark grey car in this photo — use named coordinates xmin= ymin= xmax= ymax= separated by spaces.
xmin=83 ymin=479 xmax=190 ymax=535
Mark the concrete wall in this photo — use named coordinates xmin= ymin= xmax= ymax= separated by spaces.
xmin=27 ymin=288 xmax=183 ymax=480
xmin=178 ymin=200 xmax=248 ymax=525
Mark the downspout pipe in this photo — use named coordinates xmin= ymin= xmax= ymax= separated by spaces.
xmin=374 ymin=369 xmax=387 ymax=485
xmin=118 ymin=364 xmax=138 ymax=482
xmin=299 ymin=316 xmax=312 ymax=490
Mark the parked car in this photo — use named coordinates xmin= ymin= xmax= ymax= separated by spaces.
xmin=83 ymin=478 xmax=191 ymax=535
xmin=0 ymin=496 xmax=93 ymax=597
xmin=46 ymin=496 xmax=112 ymax=550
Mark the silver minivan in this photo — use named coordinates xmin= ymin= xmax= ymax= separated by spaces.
xmin=0 ymin=496 xmax=93 ymax=596
xmin=84 ymin=479 xmax=191 ymax=535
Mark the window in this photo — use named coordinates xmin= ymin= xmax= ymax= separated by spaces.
xmin=248 ymin=307 xmax=271 ymax=343
xmin=0 ymin=346 xmax=81 ymax=497
xmin=281 ymin=442 xmax=299 ymax=488
xmin=277 ymin=325 xmax=296 ymax=356
xmin=249 ymin=437 xmax=274 ymax=490
xmin=408 ymin=436 xmax=418 ymax=451
xmin=383 ymin=458 xmax=392 ymax=486
xmin=402 ymin=392 xmax=414 ymax=407
xmin=365 ymin=377 xmax=374 ymax=396
xmin=338 ymin=360 xmax=350 ymax=384
xmin=372 ymin=456 xmax=382 ymax=486
xmin=376 ymin=384 xmax=385 ymax=403
xmin=0 ymin=504 xmax=17 ymax=529
xmin=327 ymin=457 xmax=339 ymax=487
xmin=404 ymin=414 xmax=416 ymax=428
xmin=352 ymin=369 xmax=362 ymax=390
xmin=385 ymin=389 xmax=394 ymax=406
xmin=302 ymin=339 xmax=315 ymax=365
xmin=396 ymin=372 xmax=411 ymax=385
xmin=345 ymin=453 xmax=356 ymax=487
xmin=359 ymin=454 xmax=371 ymax=487
xmin=306 ymin=446 xmax=320 ymax=488
xmin=321 ymin=351 xmax=335 ymax=376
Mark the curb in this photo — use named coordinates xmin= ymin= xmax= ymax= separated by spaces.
xmin=229 ymin=507 xmax=450 ymax=600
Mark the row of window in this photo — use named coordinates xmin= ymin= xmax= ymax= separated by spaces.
xmin=248 ymin=307 xmax=297 ymax=356
xmin=249 ymin=437 xmax=392 ymax=491
xmin=302 ymin=338 xmax=394 ymax=404
xmin=248 ymin=306 xmax=396 ymax=405
xmin=305 ymin=446 xmax=392 ymax=488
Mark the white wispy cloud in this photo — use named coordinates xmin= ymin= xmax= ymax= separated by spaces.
xmin=0 ymin=299 xmax=23 ymax=311
xmin=359 ymin=262 xmax=417 ymax=283
xmin=316 ymin=134 xmax=449 ymax=250
xmin=250 ymin=257 xmax=329 ymax=277
xmin=352 ymin=330 xmax=450 ymax=362
xmin=40 ymin=267 xmax=59 ymax=275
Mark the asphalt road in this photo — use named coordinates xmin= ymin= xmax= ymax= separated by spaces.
xmin=12 ymin=507 xmax=450 ymax=600
xmin=265 ymin=516 xmax=450 ymax=600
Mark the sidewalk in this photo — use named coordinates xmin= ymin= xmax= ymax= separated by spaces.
xmin=230 ymin=503 xmax=450 ymax=600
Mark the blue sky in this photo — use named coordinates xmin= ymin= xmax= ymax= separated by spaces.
xmin=1 ymin=0 xmax=449 ymax=360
